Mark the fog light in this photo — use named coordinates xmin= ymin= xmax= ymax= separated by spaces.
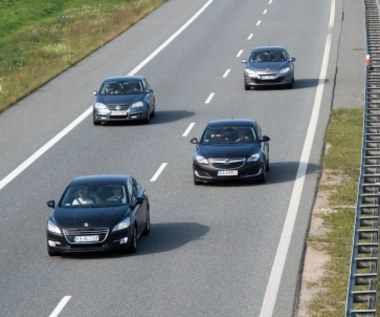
xmin=119 ymin=237 xmax=129 ymax=244
xmin=48 ymin=240 xmax=61 ymax=247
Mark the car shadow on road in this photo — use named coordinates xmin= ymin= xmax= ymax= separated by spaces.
xmin=196 ymin=161 xmax=321 ymax=187
xmin=245 ymin=78 xmax=325 ymax=91
xmin=59 ymin=222 xmax=209 ymax=259
xmin=96 ymin=110 xmax=195 ymax=126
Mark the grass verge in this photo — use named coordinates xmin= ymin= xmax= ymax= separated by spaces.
xmin=299 ymin=108 xmax=363 ymax=316
xmin=0 ymin=0 xmax=166 ymax=113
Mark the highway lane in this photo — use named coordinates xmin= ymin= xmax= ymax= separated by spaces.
xmin=0 ymin=0 xmax=337 ymax=316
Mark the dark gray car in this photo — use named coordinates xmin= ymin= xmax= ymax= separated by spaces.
xmin=242 ymin=46 xmax=295 ymax=90
xmin=92 ymin=76 xmax=155 ymax=125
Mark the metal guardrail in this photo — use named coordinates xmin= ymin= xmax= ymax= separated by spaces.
xmin=345 ymin=0 xmax=380 ymax=316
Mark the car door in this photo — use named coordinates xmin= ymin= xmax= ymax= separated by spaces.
xmin=143 ymin=79 xmax=155 ymax=110
xmin=129 ymin=177 xmax=146 ymax=236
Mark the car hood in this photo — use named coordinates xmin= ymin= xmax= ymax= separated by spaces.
xmin=52 ymin=206 xmax=129 ymax=228
xmin=95 ymin=94 xmax=143 ymax=105
xmin=247 ymin=61 xmax=289 ymax=70
xmin=198 ymin=143 xmax=261 ymax=158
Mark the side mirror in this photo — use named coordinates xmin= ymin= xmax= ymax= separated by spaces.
xmin=190 ymin=137 xmax=199 ymax=145
xmin=241 ymin=59 xmax=247 ymax=64
xmin=92 ymin=90 xmax=98 ymax=96
xmin=47 ymin=200 xmax=55 ymax=208
xmin=260 ymin=135 xmax=270 ymax=142
xmin=289 ymin=57 xmax=296 ymax=62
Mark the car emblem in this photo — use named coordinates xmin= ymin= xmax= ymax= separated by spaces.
xmin=116 ymin=105 xmax=121 ymax=110
xmin=266 ymin=68 xmax=270 ymax=72
xmin=224 ymin=159 xmax=230 ymax=166
xmin=83 ymin=222 xmax=89 ymax=228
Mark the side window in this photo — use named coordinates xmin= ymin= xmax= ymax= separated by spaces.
xmin=255 ymin=123 xmax=263 ymax=139
xmin=126 ymin=178 xmax=134 ymax=205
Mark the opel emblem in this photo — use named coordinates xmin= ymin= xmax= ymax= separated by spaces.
xmin=83 ymin=222 xmax=89 ymax=228
xmin=224 ymin=159 xmax=230 ymax=166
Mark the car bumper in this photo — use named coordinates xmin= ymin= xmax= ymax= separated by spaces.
xmin=47 ymin=227 xmax=134 ymax=255
xmin=93 ymin=109 xmax=148 ymax=123
xmin=193 ymin=161 xmax=265 ymax=182
xmin=244 ymin=73 xmax=293 ymax=87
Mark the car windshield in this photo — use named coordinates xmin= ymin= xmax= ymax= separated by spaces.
xmin=200 ymin=127 xmax=256 ymax=145
xmin=250 ymin=50 xmax=286 ymax=63
xmin=99 ymin=80 xmax=143 ymax=95
xmin=60 ymin=184 xmax=128 ymax=208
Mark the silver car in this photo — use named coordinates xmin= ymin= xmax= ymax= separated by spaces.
xmin=242 ymin=46 xmax=295 ymax=90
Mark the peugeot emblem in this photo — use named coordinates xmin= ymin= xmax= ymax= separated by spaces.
xmin=83 ymin=222 xmax=89 ymax=228
xmin=224 ymin=159 xmax=230 ymax=166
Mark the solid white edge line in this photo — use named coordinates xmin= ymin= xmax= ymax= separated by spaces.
xmin=49 ymin=296 xmax=71 ymax=317
xmin=0 ymin=107 xmax=92 ymax=191
xmin=223 ymin=69 xmax=231 ymax=78
xmin=128 ymin=0 xmax=214 ymax=76
xmin=183 ymin=122 xmax=195 ymax=137
xmin=258 ymin=0 xmax=335 ymax=316
xmin=205 ymin=93 xmax=215 ymax=104
xmin=0 ymin=1 xmax=215 ymax=192
xmin=150 ymin=163 xmax=168 ymax=182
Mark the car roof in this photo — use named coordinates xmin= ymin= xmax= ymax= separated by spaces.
xmin=68 ymin=175 xmax=131 ymax=186
xmin=103 ymin=76 xmax=145 ymax=82
xmin=252 ymin=46 xmax=287 ymax=51
xmin=206 ymin=119 xmax=256 ymax=128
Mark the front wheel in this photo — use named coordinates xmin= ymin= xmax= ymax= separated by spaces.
xmin=143 ymin=211 xmax=150 ymax=235
xmin=128 ymin=225 xmax=137 ymax=253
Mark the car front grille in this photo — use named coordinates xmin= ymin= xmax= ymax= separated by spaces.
xmin=63 ymin=228 xmax=109 ymax=244
xmin=209 ymin=157 xmax=246 ymax=169
xmin=107 ymin=104 xmax=129 ymax=110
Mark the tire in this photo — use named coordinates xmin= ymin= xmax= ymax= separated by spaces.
xmin=151 ymin=104 xmax=156 ymax=117
xmin=143 ymin=210 xmax=150 ymax=236
xmin=266 ymin=159 xmax=270 ymax=171
xmin=244 ymin=84 xmax=250 ymax=91
xmin=93 ymin=120 xmax=100 ymax=126
xmin=258 ymin=170 xmax=266 ymax=184
xmin=47 ymin=247 xmax=60 ymax=256
xmin=144 ymin=109 xmax=150 ymax=124
xmin=194 ymin=175 xmax=202 ymax=185
xmin=128 ymin=225 xmax=137 ymax=253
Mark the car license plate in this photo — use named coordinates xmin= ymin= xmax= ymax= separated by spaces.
xmin=260 ymin=75 xmax=276 ymax=80
xmin=74 ymin=235 xmax=99 ymax=243
xmin=217 ymin=170 xmax=238 ymax=176
xmin=110 ymin=110 xmax=127 ymax=116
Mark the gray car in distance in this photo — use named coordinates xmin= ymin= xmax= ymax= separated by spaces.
xmin=242 ymin=46 xmax=295 ymax=90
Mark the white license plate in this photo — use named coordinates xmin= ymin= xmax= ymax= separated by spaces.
xmin=260 ymin=75 xmax=276 ymax=80
xmin=111 ymin=110 xmax=127 ymax=116
xmin=217 ymin=170 xmax=238 ymax=176
xmin=74 ymin=235 xmax=99 ymax=242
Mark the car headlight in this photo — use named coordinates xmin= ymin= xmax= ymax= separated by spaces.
xmin=247 ymin=154 xmax=260 ymax=162
xmin=94 ymin=102 xmax=108 ymax=110
xmin=112 ymin=217 xmax=131 ymax=232
xmin=131 ymin=101 xmax=144 ymax=109
xmin=245 ymin=68 xmax=257 ymax=76
xmin=195 ymin=155 xmax=208 ymax=164
xmin=47 ymin=219 xmax=62 ymax=236
xmin=279 ymin=67 xmax=291 ymax=74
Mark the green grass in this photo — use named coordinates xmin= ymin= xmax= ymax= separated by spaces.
xmin=0 ymin=0 xmax=166 ymax=112
xmin=303 ymin=108 xmax=363 ymax=316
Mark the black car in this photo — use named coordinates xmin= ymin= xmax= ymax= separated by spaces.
xmin=92 ymin=76 xmax=155 ymax=125
xmin=46 ymin=175 xmax=150 ymax=256
xmin=242 ymin=46 xmax=295 ymax=89
xmin=190 ymin=119 xmax=270 ymax=184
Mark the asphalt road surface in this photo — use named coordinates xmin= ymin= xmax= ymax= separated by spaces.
xmin=0 ymin=0 xmax=342 ymax=316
